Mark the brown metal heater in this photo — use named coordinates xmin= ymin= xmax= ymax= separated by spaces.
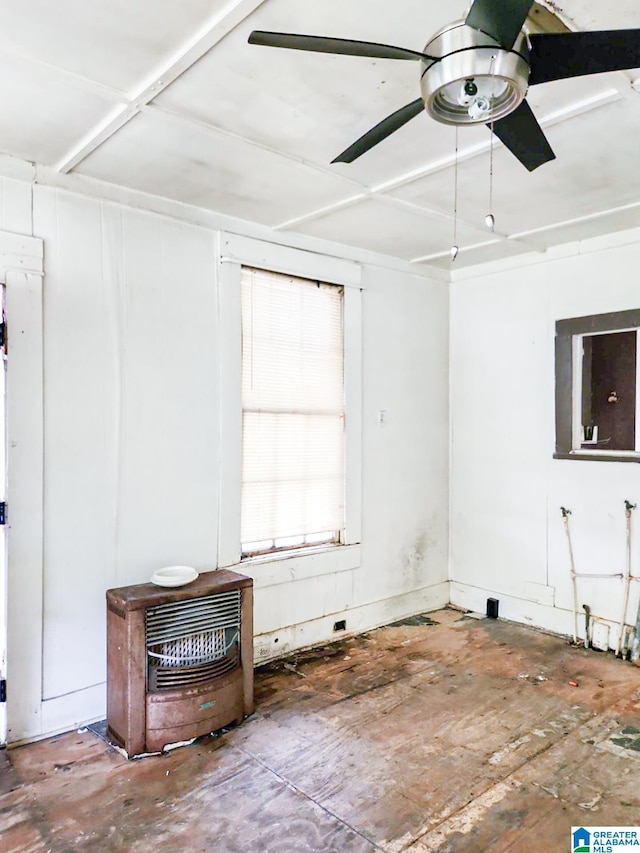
xmin=106 ymin=569 xmax=253 ymax=758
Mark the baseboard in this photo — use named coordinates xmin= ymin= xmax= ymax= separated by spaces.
xmin=9 ymin=685 xmax=107 ymax=747
xmin=253 ymin=579 xmax=451 ymax=664
xmin=449 ymin=580 xmax=625 ymax=650
xmin=40 ymin=683 xmax=107 ymax=739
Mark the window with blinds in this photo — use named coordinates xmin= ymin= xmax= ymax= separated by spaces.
xmin=241 ymin=266 xmax=345 ymax=556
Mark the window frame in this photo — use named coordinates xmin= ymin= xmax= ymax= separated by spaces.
xmin=217 ymin=233 xmax=362 ymax=587
xmin=555 ymin=308 xmax=640 ymax=462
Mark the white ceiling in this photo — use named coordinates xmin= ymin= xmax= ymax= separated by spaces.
xmin=2 ymin=0 xmax=640 ymax=272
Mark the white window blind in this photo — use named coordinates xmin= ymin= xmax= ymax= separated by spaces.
xmin=241 ymin=266 xmax=345 ymax=553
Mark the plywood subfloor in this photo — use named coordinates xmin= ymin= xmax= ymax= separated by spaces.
xmin=3 ymin=611 xmax=640 ymax=852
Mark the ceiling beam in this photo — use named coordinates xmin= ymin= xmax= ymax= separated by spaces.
xmin=54 ymin=0 xmax=269 ymax=173
xmin=410 ymin=198 xmax=640 ymax=265
xmin=376 ymin=194 xmax=502 ymax=240
xmin=377 ymin=195 xmax=546 ymax=256
xmin=273 ymin=195 xmax=369 ymax=232
xmin=274 ymin=187 xmax=503 ymax=243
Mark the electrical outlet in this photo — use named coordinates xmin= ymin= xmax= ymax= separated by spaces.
xmin=377 ymin=410 xmax=386 ymax=426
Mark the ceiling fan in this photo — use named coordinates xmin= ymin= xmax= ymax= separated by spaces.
xmin=249 ymin=0 xmax=640 ymax=171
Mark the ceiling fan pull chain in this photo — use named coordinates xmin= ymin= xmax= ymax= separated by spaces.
xmin=485 ymin=56 xmax=496 ymax=232
xmin=485 ymin=118 xmax=495 ymax=232
xmin=451 ymin=126 xmax=460 ymax=262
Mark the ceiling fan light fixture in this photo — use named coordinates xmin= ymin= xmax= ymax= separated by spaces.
xmin=420 ymin=22 xmax=530 ymax=126
xmin=468 ymin=95 xmax=492 ymax=121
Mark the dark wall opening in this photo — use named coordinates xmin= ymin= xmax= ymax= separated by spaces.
xmin=583 ymin=331 xmax=636 ymax=451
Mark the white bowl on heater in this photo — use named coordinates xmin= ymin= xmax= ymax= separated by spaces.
xmin=151 ymin=566 xmax=199 ymax=587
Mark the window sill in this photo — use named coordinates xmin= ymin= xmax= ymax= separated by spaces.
xmin=554 ymin=451 xmax=640 ymax=463
xmin=235 ymin=542 xmax=361 ymax=589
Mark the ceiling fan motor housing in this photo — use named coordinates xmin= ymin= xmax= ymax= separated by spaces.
xmin=421 ymin=21 xmax=530 ymax=125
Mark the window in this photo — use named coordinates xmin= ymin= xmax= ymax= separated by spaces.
xmin=555 ymin=309 xmax=640 ymax=460
xmin=216 ymin=233 xmax=362 ymax=576
xmin=240 ymin=267 xmax=345 ymax=556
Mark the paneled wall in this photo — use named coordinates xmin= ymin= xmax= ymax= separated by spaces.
xmin=8 ymin=183 xmax=450 ymax=741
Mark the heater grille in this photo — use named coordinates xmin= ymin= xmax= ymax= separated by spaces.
xmin=146 ymin=590 xmax=241 ymax=692
xmin=146 ymin=590 xmax=241 ymax=644
xmin=148 ymin=647 xmax=240 ymax=691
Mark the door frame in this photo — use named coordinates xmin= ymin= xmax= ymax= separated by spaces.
xmin=0 ymin=232 xmax=44 ymax=744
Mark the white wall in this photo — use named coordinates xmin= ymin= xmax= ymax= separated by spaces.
xmin=7 ymin=181 xmax=449 ymax=742
xmin=36 ymin=188 xmax=221 ymax=707
xmin=356 ymin=265 xmax=449 ymax=609
xmin=450 ymin=234 xmax=640 ymax=645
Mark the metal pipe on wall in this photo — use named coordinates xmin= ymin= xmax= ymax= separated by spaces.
xmin=616 ymin=501 xmax=636 ymax=657
xmin=561 ymin=506 xmax=625 ymax=647
xmin=561 ymin=507 xmax=579 ymax=644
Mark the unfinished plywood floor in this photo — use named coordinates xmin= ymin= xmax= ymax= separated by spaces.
xmin=3 ymin=610 xmax=640 ymax=852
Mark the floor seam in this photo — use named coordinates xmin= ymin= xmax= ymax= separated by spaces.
xmin=231 ymin=742 xmax=387 ymax=852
